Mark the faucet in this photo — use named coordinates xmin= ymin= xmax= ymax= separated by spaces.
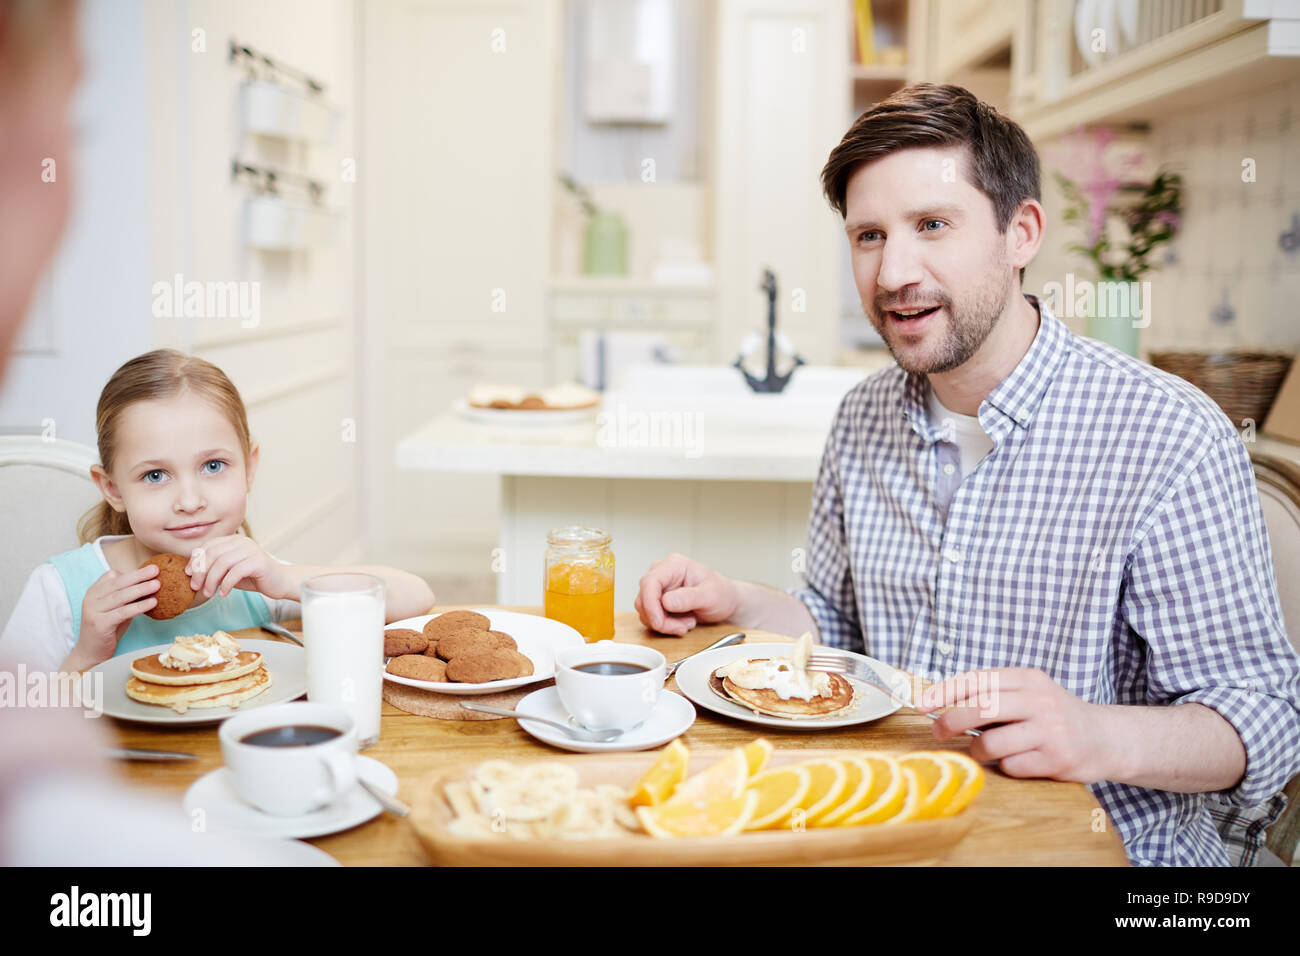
xmin=734 ymin=268 xmax=805 ymax=393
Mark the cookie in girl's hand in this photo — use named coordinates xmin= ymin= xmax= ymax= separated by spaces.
xmin=140 ymin=553 xmax=195 ymax=620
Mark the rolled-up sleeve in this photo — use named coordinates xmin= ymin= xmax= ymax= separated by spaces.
xmin=787 ymin=412 xmax=864 ymax=654
xmin=1123 ymin=433 xmax=1300 ymax=807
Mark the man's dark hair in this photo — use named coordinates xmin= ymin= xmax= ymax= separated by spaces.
xmin=821 ymin=83 xmax=1040 ymax=284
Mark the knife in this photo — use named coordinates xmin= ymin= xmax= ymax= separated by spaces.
xmin=102 ymin=746 xmax=199 ymax=762
xmin=665 ymin=631 xmax=746 ymax=678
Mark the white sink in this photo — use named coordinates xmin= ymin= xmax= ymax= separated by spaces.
xmin=603 ymin=364 xmax=869 ymax=431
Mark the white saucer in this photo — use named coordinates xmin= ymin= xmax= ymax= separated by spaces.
xmin=513 ymin=686 xmax=695 ymax=753
xmin=182 ymin=755 xmax=398 ymax=840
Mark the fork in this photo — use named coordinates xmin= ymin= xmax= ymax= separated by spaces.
xmin=806 ymin=652 xmax=982 ymax=738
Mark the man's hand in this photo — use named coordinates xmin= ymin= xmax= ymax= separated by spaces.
xmin=634 ymin=553 xmax=740 ymax=636
xmin=919 ymin=667 xmax=1118 ymax=784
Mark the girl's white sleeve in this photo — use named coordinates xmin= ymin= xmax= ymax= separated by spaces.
xmin=262 ymin=551 xmax=302 ymax=623
xmin=0 ymin=565 xmax=77 ymax=672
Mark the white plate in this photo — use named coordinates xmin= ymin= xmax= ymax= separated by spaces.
xmin=513 ymin=686 xmax=695 ymax=753
xmin=182 ymin=755 xmax=397 ymax=840
xmin=226 ymin=836 xmax=341 ymax=866
xmin=382 ymin=608 xmax=584 ymax=695
xmin=90 ymin=639 xmax=307 ymax=725
xmin=452 ymin=397 xmax=598 ymax=426
xmin=673 ymin=642 xmax=904 ymax=731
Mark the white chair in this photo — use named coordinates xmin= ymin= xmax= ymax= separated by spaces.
xmin=0 ymin=436 xmax=102 ymax=626
xmin=1249 ymin=453 xmax=1300 ymax=865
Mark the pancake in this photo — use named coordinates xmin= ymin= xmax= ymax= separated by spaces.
xmin=130 ymin=650 xmax=264 ymax=686
xmin=126 ymin=665 xmax=272 ymax=714
xmin=711 ymin=659 xmax=856 ymax=719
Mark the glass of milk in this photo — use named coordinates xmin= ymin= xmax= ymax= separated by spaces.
xmin=300 ymin=573 xmax=385 ymax=748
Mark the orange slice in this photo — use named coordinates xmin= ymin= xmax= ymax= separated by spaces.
xmin=637 ymin=791 xmax=759 ymax=838
xmin=898 ymin=752 xmax=960 ymax=820
xmin=628 ymin=739 xmax=689 ymax=808
xmin=812 ymin=756 xmax=873 ymax=827
xmin=742 ymin=738 xmax=773 ymax=776
xmin=841 ymin=754 xmax=905 ymax=826
xmin=667 ymin=747 xmax=748 ymax=804
xmin=880 ymin=765 xmax=923 ymax=825
xmin=933 ymin=752 xmax=986 ymax=817
xmin=797 ymin=758 xmax=850 ymax=827
xmin=743 ymin=764 xmax=811 ymax=830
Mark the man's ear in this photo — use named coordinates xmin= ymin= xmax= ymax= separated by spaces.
xmin=245 ymin=441 xmax=259 ymax=490
xmin=1009 ymin=198 xmax=1046 ymax=274
xmin=90 ymin=464 xmax=126 ymax=513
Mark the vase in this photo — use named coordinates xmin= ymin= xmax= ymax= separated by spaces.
xmin=584 ymin=212 xmax=628 ymax=276
xmin=1085 ymin=310 xmax=1140 ymax=357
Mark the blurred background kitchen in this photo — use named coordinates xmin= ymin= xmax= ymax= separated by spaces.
xmin=4 ymin=0 xmax=1300 ymax=620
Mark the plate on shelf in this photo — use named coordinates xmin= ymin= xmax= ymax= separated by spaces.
xmin=452 ymin=397 xmax=598 ymax=426
xmin=382 ymin=608 xmax=584 ymax=696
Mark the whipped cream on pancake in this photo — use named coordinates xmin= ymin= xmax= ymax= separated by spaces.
xmin=716 ymin=632 xmax=831 ymax=701
xmin=158 ymin=631 xmax=241 ymax=671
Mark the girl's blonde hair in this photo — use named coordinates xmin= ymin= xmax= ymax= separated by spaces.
xmin=78 ymin=350 xmax=255 ymax=544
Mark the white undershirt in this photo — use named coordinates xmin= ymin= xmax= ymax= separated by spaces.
xmin=927 ymin=383 xmax=995 ymax=479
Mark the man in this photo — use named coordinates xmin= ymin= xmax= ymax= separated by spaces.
xmin=635 ymin=84 xmax=1300 ymax=866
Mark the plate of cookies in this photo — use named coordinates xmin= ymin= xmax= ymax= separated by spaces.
xmin=382 ymin=608 xmax=584 ymax=695
xmin=452 ymin=383 xmax=600 ymax=426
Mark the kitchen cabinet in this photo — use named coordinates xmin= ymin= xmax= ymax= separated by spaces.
xmin=1010 ymin=0 xmax=1300 ymax=140
xmin=714 ymin=0 xmax=849 ymax=366
xmin=929 ymin=0 xmax=1016 ymax=79
xmin=361 ymin=0 xmax=558 ymax=572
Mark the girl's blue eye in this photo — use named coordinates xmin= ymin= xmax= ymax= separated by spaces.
xmin=203 ymin=460 xmax=227 ymax=475
xmin=858 ymin=230 xmax=881 ymax=243
xmin=143 ymin=470 xmax=165 ymax=483
xmin=923 ymin=219 xmax=945 ymax=232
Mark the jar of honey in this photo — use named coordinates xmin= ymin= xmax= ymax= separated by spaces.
xmin=544 ymin=526 xmax=614 ymax=642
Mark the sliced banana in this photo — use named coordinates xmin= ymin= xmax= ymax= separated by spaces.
xmin=446 ymin=759 xmax=643 ymax=840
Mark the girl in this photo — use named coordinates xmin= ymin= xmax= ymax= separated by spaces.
xmin=1 ymin=349 xmax=436 ymax=672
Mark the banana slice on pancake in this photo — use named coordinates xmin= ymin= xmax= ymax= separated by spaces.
xmin=713 ymin=633 xmax=857 ymax=719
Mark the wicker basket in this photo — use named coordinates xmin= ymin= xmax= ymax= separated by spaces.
xmin=1148 ymin=351 xmax=1295 ymax=425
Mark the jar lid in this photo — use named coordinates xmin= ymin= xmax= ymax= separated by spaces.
xmin=546 ymin=526 xmax=611 ymax=550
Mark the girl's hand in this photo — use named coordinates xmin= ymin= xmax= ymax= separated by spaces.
xmin=70 ymin=564 xmax=161 ymax=669
xmin=185 ymin=536 xmax=292 ymax=601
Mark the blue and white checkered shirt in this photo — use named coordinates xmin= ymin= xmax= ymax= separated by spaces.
xmin=791 ymin=295 xmax=1300 ymax=866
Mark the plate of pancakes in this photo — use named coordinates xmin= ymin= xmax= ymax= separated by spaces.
xmin=673 ymin=642 xmax=906 ymax=730
xmin=382 ymin=608 xmax=584 ymax=695
xmin=93 ymin=639 xmax=307 ymax=725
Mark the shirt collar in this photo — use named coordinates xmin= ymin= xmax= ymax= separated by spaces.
xmin=901 ymin=294 xmax=1072 ymax=439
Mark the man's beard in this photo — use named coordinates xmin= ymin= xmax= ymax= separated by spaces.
xmin=870 ymin=265 xmax=1012 ymax=375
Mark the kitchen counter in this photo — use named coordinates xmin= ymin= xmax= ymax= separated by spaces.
xmin=395 ymin=365 xmax=874 ymax=610
xmin=395 ymin=410 xmax=829 ymax=482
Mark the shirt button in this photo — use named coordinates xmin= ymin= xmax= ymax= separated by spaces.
xmin=937 ymin=641 xmax=954 ymax=656
xmin=942 ymin=463 xmax=956 ymax=476
xmin=945 ymin=547 xmax=962 ymax=563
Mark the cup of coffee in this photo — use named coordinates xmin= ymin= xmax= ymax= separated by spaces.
xmin=554 ymin=641 xmax=666 ymax=732
xmin=219 ymin=702 xmax=360 ymax=815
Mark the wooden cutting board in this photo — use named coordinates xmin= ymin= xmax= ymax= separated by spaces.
xmin=408 ymin=747 xmax=978 ymax=867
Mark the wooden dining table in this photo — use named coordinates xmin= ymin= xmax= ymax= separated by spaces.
xmin=109 ymin=606 xmax=1130 ymax=866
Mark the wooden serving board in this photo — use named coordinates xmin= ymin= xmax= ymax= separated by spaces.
xmin=408 ymin=748 xmax=978 ymax=867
